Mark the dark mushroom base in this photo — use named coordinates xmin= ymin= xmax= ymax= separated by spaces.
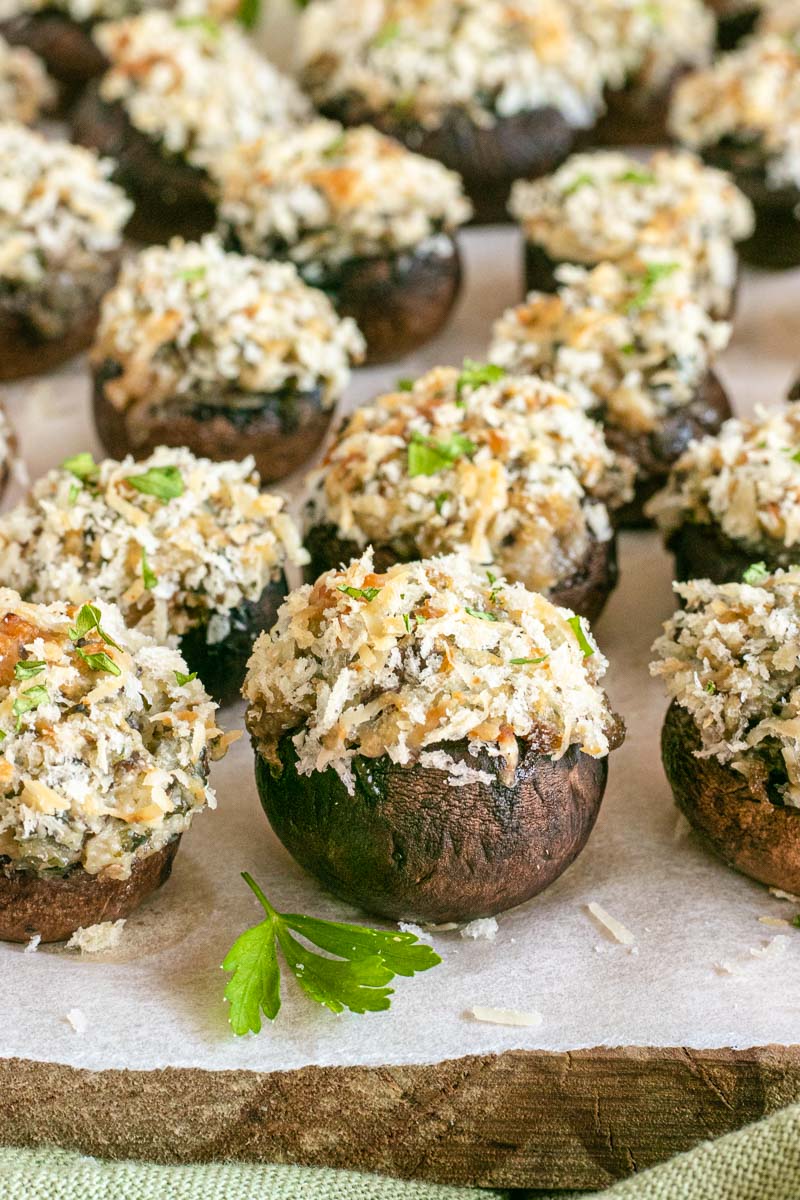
xmin=662 ymin=700 xmax=800 ymax=893
xmin=0 ymin=253 xmax=121 ymax=382
xmin=714 ymin=7 xmax=758 ymax=50
xmin=668 ymin=520 xmax=793 ymax=586
xmin=304 ymin=522 xmax=619 ymax=622
xmin=93 ymin=364 xmax=333 ymax=484
xmin=702 ymin=142 xmax=800 ymax=270
xmin=0 ymin=837 xmax=180 ymax=944
xmin=579 ymin=73 xmax=683 ymax=149
xmin=605 ymin=370 xmax=732 ymax=529
xmin=254 ymin=733 xmax=609 ymax=924
xmin=0 ymin=11 xmax=105 ymax=106
xmin=317 ymin=96 xmax=575 ymax=225
xmin=178 ymin=578 xmax=287 ymax=707
xmin=72 ymin=86 xmax=215 ymax=243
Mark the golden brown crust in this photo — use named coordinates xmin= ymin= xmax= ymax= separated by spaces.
xmin=662 ymin=700 xmax=800 ymax=893
xmin=0 ymin=837 xmax=181 ymax=944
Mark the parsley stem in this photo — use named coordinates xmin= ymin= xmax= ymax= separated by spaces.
xmin=241 ymin=871 xmax=276 ymax=918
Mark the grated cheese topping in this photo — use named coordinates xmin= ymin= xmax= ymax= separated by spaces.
xmin=66 ymin=919 xmax=126 ymax=952
xmin=298 ymin=0 xmax=606 ymax=131
xmin=0 ymin=122 xmax=131 ymax=288
xmin=669 ymin=36 xmax=800 ymax=191
xmin=489 ymin=261 xmax=731 ymax=436
xmin=648 ymin=403 xmax=800 ymax=549
xmin=0 ymin=0 xmax=239 ymax=17
xmin=307 ymin=366 xmax=634 ymax=596
xmin=0 ymin=35 xmax=54 ymax=123
xmin=94 ymin=11 xmax=311 ymax=170
xmin=244 ymin=552 xmax=620 ymax=793
xmin=0 ymin=589 xmax=226 ymax=878
xmin=213 ymin=119 xmax=472 ymax=276
xmin=91 ymin=235 xmax=365 ymax=416
xmin=0 ymin=446 xmax=308 ymax=647
xmin=509 ymin=149 xmax=753 ymax=319
xmin=651 ymin=570 xmax=800 ymax=808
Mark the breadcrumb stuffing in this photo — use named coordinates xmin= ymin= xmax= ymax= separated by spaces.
xmin=66 ymin=920 xmax=126 ymax=953
xmin=460 ymin=918 xmax=499 ymax=941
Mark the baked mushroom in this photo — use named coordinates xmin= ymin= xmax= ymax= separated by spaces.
xmin=213 ymin=119 xmax=471 ymax=364
xmin=0 ymin=121 xmax=131 ymax=381
xmin=72 ymin=11 xmax=311 ymax=243
xmin=509 ymin=149 xmax=754 ymax=322
xmin=704 ymin=0 xmax=760 ymax=49
xmin=244 ymin=553 xmax=623 ymax=924
xmin=652 ymin=571 xmax=800 ymax=893
xmin=0 ymin=588 xmax=230 ymax=943
xmin=648 ymin=403 xmax=800 ymax=584
xmin=0 ymin=32 xmax=54 ymax=121
xmin=0 ymin=446 xmax=307 ymax=705
xmin=669 ymin=35 xmax=800 ymax=269
xmin=570 ymin=0 xmax=715 ymax=147
xmin=90 ymin=235 xmax=365 ymax=481
xmin=305 ymin=365 xmax=634 ymax=622
xmin=0 ymin=0 xmax=107 ymax=104
xmin=296 ymin=0 xmax=606 ymax=225
xmin=489 ymin=260 xmax=732 ymax=528
xmin=0 ymin=401 xmax=16 ymax=505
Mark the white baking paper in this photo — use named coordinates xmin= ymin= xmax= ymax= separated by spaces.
xmin=0 ymin=228 xmax=798 ymax=1074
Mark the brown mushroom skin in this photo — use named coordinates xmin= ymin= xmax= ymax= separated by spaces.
xmin=316 ymin=95 xmax=575 ymax=225
xmin=93 ymin=362 xmax=333 ymax=485
xmin=72 ymin=85 xmax=215 ymax=243
xmin=668 ymin=520 xmax=794 ymax=587
xmin=0 ymin=251 xmax=121 ymax=382
xmin=605 ymin=370 xmax=732 ymax=529
xmin=579 ymin=70 xmax=686 ymax=149
xmin=0 ymin=838 xmax=180 ymax=944
xmin=254 ymin=733 xmax=609 ymax=924
xmin=177 ymin=577 xmax=287 ymax=707
xmin=303 ymin=521 xmax=619 ymax=622
xmin=662 ymin=701 xmax=800 ymax=892
xmin=0 ymin=11 xmax=106 ymax=103
xmin=701 ymin=141 xmax=800 ymax=270
xmin=711 ymin=6 xmax=759 ymax=50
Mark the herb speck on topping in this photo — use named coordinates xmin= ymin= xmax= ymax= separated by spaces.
xmin=62 ymin=452 xmax=98 ymax=483
xmin=13 ymin=685 xmax=49 ymax=731
xmin=338 ymin=585 xmax=381 ymax=602
xmin=510 ymin=655 xmax=548 ymax=666
xmin=455 ymin=359 xmax=506 ymax=399
xmin=743 ymin=562 xmax=770 ymax=585
xmin=69 ymin=603 xmax=122 ymax=652
xmin=563 ymin=173 xmax=595 ymax=197
xmin=124 ymin=465 xmax=184 ymax=503
xmin=141 ymin=547 xmax=158 ymax=591
xmin=625 ymin=262 xmax=681 ymax=313
xmin=465 ymin=606 xmax=499 ymax=622
xmin=76 ymin=648 xmax=121 ymax=677
xmin=567 ymin=614 xmax=595 ymax=658
xmin=175 ymin=670 xmax=198 ymax=686
xmin=14 ymin=660 xmax=46 ymax=680
xmin=407 ymin=431 xmax=476 ymax=478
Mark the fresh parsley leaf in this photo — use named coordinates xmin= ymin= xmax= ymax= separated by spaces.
xmin=407 ymin=431 xmax=476 ymax=478
xmin=621 ymin=343 xmax=637 ymax=356
xmin=567 ymin=614 xmax=595 ymax=657
xmin=743 ymin=562 xmax=769 ymax=585
xmin=465 ymin=606 xmax=499 ymax=622
xmin=615 ymin=168 xmax=657 ymax=186
xmin=563 ymin=172 xmax=595 ymax=197
xmin=372 ymin=19 xmax=400 ymax=45
xmin=76 ymin=648 xmax=121 ymax=677
xmin=396 ymin=377 xmax=415 ymax=392
xmin=705 ymin=680 xmax=717 ymax=695
xmin=175 ymin=670 xmax=198 ymax=686
xmin=434 ymin=492 xmax=450 ymax=514
xmin=791 ymin=448 xmax=800 ymax=464
xmin=338 ymin=585 xmax=381 ymax=602
xmin=510 ymin=656 xmax=548 ymax=666
xmin=68 ymin=482 xmax=81 ymax=506
xmin=13 ymin=686 xmax=49 ymax=731
xmin=179 ymin=265 xmax=207 ymax=282
xmin=322 ymin=132 xmax=348 ymax=159
xmin=626 ymin=262 xmax=680 ymax=313
xmin=124 ymin=466 xmax=184 ymax=503
xmin=222 ymin=873 xmax=440 ymax=1034
xmin=0 ymin=730 xmax=6 ymax=743
xmin=237 ymin=0 xmax=260 ymax=29
xmin=402 ymin=613 xmax=411 ymax=632
xmin=14 ymin=660 xmax=46 ymax=680
xmin=68 ymin=603 xmax=122 ymax=652
xmin=175 ymin=14 xmax=220 ymax=35
xmin=141 ymin=547 xmax=158 ymax=591
xmin=62 ymin=452 xmax=98 ymax=482
xmin=456 ymin=359 xmax=506 ymax=398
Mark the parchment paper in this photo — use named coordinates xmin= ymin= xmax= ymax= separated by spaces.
xmin=0 ymin=227 xmax=798 ymax=1074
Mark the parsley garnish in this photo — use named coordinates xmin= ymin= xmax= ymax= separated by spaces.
xmin=434 ymin=492 xmax=450 ymax=514
xmin=743 ymin=562 xmax=769 ymax=585
xmin=455 ymin=359 xmax=506 ymax=399
xmin=124 ymin=466 xmax=184 ymax=502
xmin=175 ymin=14 xmax=220 ymax=35
xmin=372 ymin=19 xmax=400 ymax=45
xmin=338 ymin=585 xmax=381 ymax=602
xmin=237 ymin=0 xmax=260 ymax=29
xmin=222 ymin=873 xmax=440 ymax=1033
xmin=179 ymin=265 xmax=207 ymax=282
xmin=322 ymin=132 xmax=348 ymax=159
xmin=68 ymin=483 xmax=81 ymax=506
xmin=175 ymin=670 xmax=198 ymax=686
xmin=76 ymin=648 xmax=121 ymax=677
xmin=68 ymin=603 xmax=122 ymax=652
xmin=402 ymin=613 xmax=411 ymax=632
xmin=705 ymin=681 xmax=717 ymax=695
xmin=791 ymin=448 xmax=800 ymax=464
xmin=396 ymin=377 xmax=415 ymax=392
xmin=14 ymin=660 xmax=46 ymax=680
xmin=615 ymin=169 xmax=657 ymax=186
xmin=626 ymin=262 xmax=680 ymax=313
xmin=563 ymin=173 xmax=595 ymax=197
xmin=13 ymin=686 xmax=49 ymax=731
xmin=407 ymin=431 xmax=476 ymax=478
xmin=510 ymin=656 xmax=548 ymax=666
xmin=567 ymin=615 xmax=595 ymax=658
xmin=141 ymin=547 xmax=157 ymax=591
xmin=62 ymin=452 xmax=98 ymax=484
xmin=621 ymin=343 xmax=637 ymax=356
xmin=465 ymin=607 xmax=499 ymax=622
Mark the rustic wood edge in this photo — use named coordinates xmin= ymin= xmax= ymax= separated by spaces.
xmin=3 ymin=1045 xmax=800 ymax=1190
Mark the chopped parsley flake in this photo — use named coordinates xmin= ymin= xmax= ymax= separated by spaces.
xmin=62 ymin=452 xmax=98 ymax=483
xmin=125 ymin=465 xmax=184 ymax=502
xmin=141 ymin=547 xmax=158 ymax=591
xmin=455 ymin=359 xmax=506 ymax=398
xmin=626 ymin=262 xmax=680 ymax=313
xmin=179 ymin=265 xmax=207 ymax=282
xmin=743 ymin=562 xmax=770 ymax=585
xmin=434 ymin=492 xmax=450 ymax=514
xmin=396 ymin=377 xmax=415 ymax=392
xmin=14 ymin=660 xmax=46 ymax=680
xmin=465 ymin=606 xmax=499 ymax=622
xmin=174 ymin=14 xmax=220 ymax=36
xmin=567 ymin=615 xmax=595 ymax=657
xmin=615 ymin=169 xmax=657 ymax=186
xmin=175 ymin=670 xmax=198 ymax=686
xmin=407 ymin=431 xmax=477 ymax=478
xmin=510 ymin=656 xmax=548 ymax=666
xmin=372 ymin=19 xmax=400 ymax=46
xmin=322 ymin=132 xmax=348 ymax=159
xmin=705 ymin=681 xmax=717 ymax=695
xmin=563 ymin=173 xmax=595 ymax=197
xmin=13 ymin=686 xmax=49 ymax=730
xmin=338 ymin=585 xmax=381 ymax=602
xmin=237 ymin=0 xmax=260 ymax=30
xmin=68 ymin=603 xmax=122 ymax=652
xmin=76 ymin=648 xmax=121 ymax=677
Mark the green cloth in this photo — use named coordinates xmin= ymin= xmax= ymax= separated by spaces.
xmin=2 ymin=1103 xmax=800 ymax=1200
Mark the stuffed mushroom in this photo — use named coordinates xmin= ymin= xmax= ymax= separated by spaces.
xmin=509 ymin=149 xmax=753 ymax=321
xmin=305 ymin=365 xmax=634 ymax=622
xmin=652 ymin=570 xmax=800 ymax=893
xmin=0 ymin=447 xmax=307 ymax=704
xmin=0 ymin=32 xmax=54 ymax=121
xmin=489 ymin=260 xmax=732 ymax=527
xmin=0 ymin=122 xmax=131 ymax=381
xmin=649 ymin=403 xmax=800 ymax=583
xmin=72 ymin=11 xmax=311 ymax=242
xmin=90 ymin=235 xmax=365 ymax=481
xmin=0 ymin=0 xmax=109 ymax=102
xmin=244 ymin=553 xmax=623 ymax=924
xmin=0 ymin=589 xmax=230 ymax=943
xmin=669 ymin=35 xmax=800 ymax=269
xmin=297 ymin=0 xmax=606 ymax=224
xmin=213 ymin=120 xmax=471 ymax=364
